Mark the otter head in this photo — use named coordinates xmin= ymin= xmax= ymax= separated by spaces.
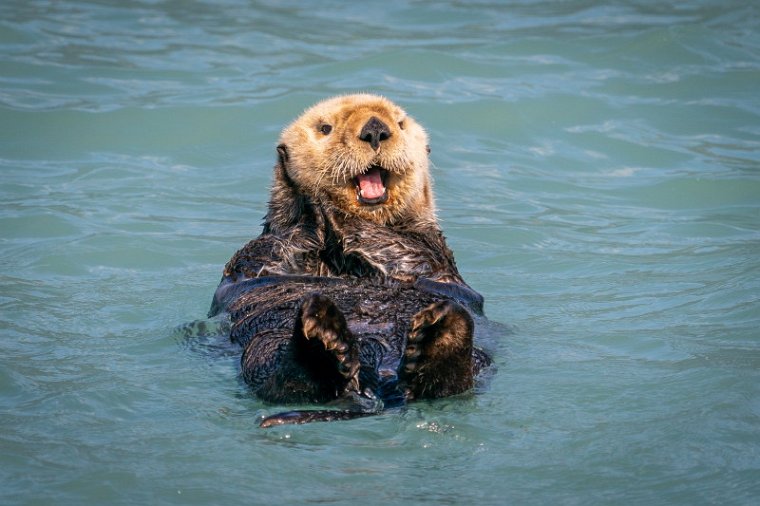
xmin=275 ymin=94 xmax=434 ymax=226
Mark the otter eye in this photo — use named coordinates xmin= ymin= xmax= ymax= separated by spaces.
xmin=319 ymin=124 xmax=332 ymax=135
xmin=398 ymin=119 xmax=405 ymax=130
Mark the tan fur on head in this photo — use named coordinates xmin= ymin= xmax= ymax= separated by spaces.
xmin=276 ymin=94 xmax=435 ymax=226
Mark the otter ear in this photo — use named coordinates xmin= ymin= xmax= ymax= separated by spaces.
xmin=270 ymin=143 xmax=307 ymax=228
xmin=276 ymin=143 xmax=289 ymax=164
xmin=274 ymin=143 xmax=297 ymax=190
xmin=426 ymin=145 xmax=431 ymax=154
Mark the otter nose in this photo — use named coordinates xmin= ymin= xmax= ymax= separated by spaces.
xmin=359 ymin=116 xmax=391 ymax=151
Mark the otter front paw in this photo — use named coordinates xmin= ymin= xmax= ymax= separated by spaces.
xmin=400 ymin=301 xmax=474 ymax=400
xmin=295 ymin=294 xmax=360 ymax=395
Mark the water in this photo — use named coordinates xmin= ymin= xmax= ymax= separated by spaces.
xmin=1 ymin=0 xmax=758 ymax=504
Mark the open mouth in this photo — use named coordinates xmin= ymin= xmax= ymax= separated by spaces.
xmin=354 ymin=166 xmax=388 ymax=205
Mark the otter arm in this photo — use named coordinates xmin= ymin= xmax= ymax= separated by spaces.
xmin=211 ymin=228 xmax=329 ymax=317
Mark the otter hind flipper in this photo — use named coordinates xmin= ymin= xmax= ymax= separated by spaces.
xmin=400 ymin=300 xmax=475 ymax=400
xmin=241 ymin=292 xmax=363 ymax=404
xmin=295 ymin=293 xmax=361 ymax=394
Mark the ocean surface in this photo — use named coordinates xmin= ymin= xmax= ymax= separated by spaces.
xmin=1 ymin=1 xmax=758 ymax=504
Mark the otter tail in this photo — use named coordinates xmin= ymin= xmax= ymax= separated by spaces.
xmin=258 ymin=387 xmax=399 ymax=428
xmin=259 ymin=409 xmax=375 ymax=428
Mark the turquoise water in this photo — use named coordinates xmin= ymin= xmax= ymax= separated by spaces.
xmin=2 ymin=0 xmax=759 ymax=504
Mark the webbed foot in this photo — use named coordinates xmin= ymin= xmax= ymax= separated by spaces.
xmin=294 ymin=294 xmax=361 ymax=396
xmin=400 ymin=300 xmax=475 ymax=400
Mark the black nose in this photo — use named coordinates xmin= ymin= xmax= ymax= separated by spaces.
xmin=359 ymin=116 xmax=391 ymax=151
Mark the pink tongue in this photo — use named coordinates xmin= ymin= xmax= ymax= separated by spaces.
xmin=357 ymin=170 xmax=385 ymax=200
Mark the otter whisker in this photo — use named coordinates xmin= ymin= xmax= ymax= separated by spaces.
xmin=315 ymin=166 xmax=333 ymax=191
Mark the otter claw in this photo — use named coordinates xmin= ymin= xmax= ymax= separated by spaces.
xmin=296 ymin=294 xmax=361 ymax=398
xmin=344 ymin=376 xmax=360 ymax=395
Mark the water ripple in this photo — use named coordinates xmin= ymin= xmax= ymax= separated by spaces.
xmin=2 ymin=1 xmax=759 ymax=504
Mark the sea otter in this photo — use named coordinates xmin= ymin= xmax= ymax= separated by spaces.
xmin=210 ymin=94 xmax=492 ymax=426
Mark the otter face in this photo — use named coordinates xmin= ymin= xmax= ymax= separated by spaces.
xmin=277 ymin=94 xmax=434 ymax=225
